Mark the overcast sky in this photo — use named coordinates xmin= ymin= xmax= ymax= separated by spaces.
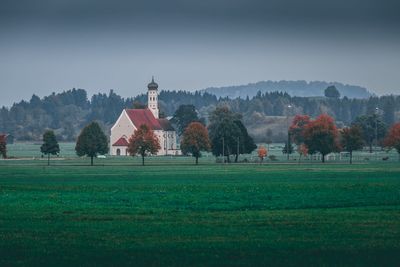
xmin=1 ymin=0 xmax=400 ymax=106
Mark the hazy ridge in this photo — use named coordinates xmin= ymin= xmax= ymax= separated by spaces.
xmin=201 ymin=80 xmax=371 ymax=99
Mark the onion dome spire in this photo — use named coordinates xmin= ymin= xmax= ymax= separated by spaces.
xmin=147 ymin=76 xmax=158 ymax=90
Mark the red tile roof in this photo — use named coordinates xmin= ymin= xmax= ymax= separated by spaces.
xmin=112 ymin=137 xmax=129 ymax=147
xmin=125 ymin=109 xmax=162 ymax=130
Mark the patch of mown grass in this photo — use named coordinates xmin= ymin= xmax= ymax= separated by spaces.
xmin=0 ymin=163 xmax=400 ymax=266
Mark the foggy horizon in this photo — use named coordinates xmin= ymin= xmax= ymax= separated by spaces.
xmin=1 ymin=0 xmax=400 ymax=107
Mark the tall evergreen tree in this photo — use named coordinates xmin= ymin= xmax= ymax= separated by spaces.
xmin=233 ymin=120 xmax=257 ymax=162
xmin=383 ymin=96 xmax=395 ymax=126
xmin=40 ymin=130 xmax=60 ymax=165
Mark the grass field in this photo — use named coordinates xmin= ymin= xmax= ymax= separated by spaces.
xmin=1 ymin=158 xmax=400 ymax=266
xmin=5 ymin=142 xmax=400 ymax=163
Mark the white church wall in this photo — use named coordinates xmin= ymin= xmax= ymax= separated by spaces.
xmin=111 ymin=146 xmax=128 ymax=156
xmin=162 ymin=131 xmax=180 ymax=155
xmin=155 ymin=130 xmax=165 ymax=155
xmin=110 ymin=110 xmax=136 ymax=155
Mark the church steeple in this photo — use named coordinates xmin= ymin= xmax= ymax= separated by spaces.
xmin=147 ymin=76 xmax=159 ymax=118
xmin=147 ymin=76 xmax=158 ymax=91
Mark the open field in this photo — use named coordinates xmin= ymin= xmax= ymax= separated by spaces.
xmin=1 ymin=160 xmax=400 ymax=266
xmin=5 ymin=142 xmax=400 ymax=163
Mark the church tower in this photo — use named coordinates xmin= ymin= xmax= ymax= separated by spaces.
xmin=147 ymin=76 xmax=159 ymax=118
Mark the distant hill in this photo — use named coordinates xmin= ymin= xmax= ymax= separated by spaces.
xmin=201 ymin=80 xmax=372 ymax=99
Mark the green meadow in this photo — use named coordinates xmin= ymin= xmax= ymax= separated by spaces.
xmin=1 ymin=157 xmax=400 ymax=266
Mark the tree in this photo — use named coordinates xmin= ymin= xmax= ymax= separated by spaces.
xmin=324 ymin=86 xmax=340 ymax=98
xmin=233 ymin=120 xmax=257 ymax=163
xmin=282 ymin=141 xmax=294 ymax=156
xmin=384 ymin=123 xmax=400 ymax=161
xmin=208 ymin=106 xmax=241 ymax=163
xmin=40 ymin=130 xmax=60 ymax=166
xmin=127 ymin=124 xmax=161 ymax=165
xmin=258 ymin=146 xmax=267 ymax=163
xmin=172 ymin=105 xmax=202 ymax=135
xmin=0 ymin=135 xmax=6 ymax=159
xmin=382 ymin=96 xmax=395 ymax=126
xmin=75 ymin=122 xmax=108 ymax=166
xmin=289 ymin=115 xmax=311 ymax=145
xmin=303 ymin=114 xmax=340 ymax=163
xmin=180 ymin=122 xmax=211 ymax=164
xmin=298 ymin=144 xmax=308 ymax=163
xmin=340 ymin=126 xmax=364 ymax=164
xmin=353 ymin=114 xmax=387 ymax=153
xmin=133 ymin=101 xmax=146 ymax=109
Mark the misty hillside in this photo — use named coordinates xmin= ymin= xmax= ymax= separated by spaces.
xmin=201 ymin=80 xmax=371 ymax=99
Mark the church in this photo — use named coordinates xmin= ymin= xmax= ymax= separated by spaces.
xmin=110 ymin=78 xmax=179 ymax=156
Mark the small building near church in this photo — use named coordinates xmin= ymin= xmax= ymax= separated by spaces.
xmin=109 ymin=78 xmax=180 ymax=156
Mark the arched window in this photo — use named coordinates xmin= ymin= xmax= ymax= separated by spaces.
xmin=116 ymin=149 xmax=121 ymax=156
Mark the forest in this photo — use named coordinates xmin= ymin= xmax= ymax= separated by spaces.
xmin=0 ymin=88 xmax=399 ymax=142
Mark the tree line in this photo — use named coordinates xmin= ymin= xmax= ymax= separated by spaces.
xmin=2 ymin=105 xmax=400 ymax=164
xmin=284 ymin=112 xmax=400 ymax=163
xmin=0 ymin=87 xmax=399 ymax=141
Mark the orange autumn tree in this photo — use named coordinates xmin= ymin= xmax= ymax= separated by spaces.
xmin=298 ymin=144 xmax=309 ymax=163
xmin=289 ymin=115 xmax=311 ymax=145
xmin=258 ymin=146 xmax=267 ymax=163
xmin=289 ymin=115 xmax=310 ymax=163
xmin=384 ymin=123 xmax=400 ymax=161
xmin=127 ymin=124 xmax=161 ymax=166
xmin=180 ymin=122 xmax=211 ymax=165
xmin=303 ymin=114 xmax=340 ymax=163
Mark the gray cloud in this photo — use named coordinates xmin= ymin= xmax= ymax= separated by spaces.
xmin=2 ymin=0 xmax=400 ymax=27
xmin=0 ymin=0 xmax=399 ymax=106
